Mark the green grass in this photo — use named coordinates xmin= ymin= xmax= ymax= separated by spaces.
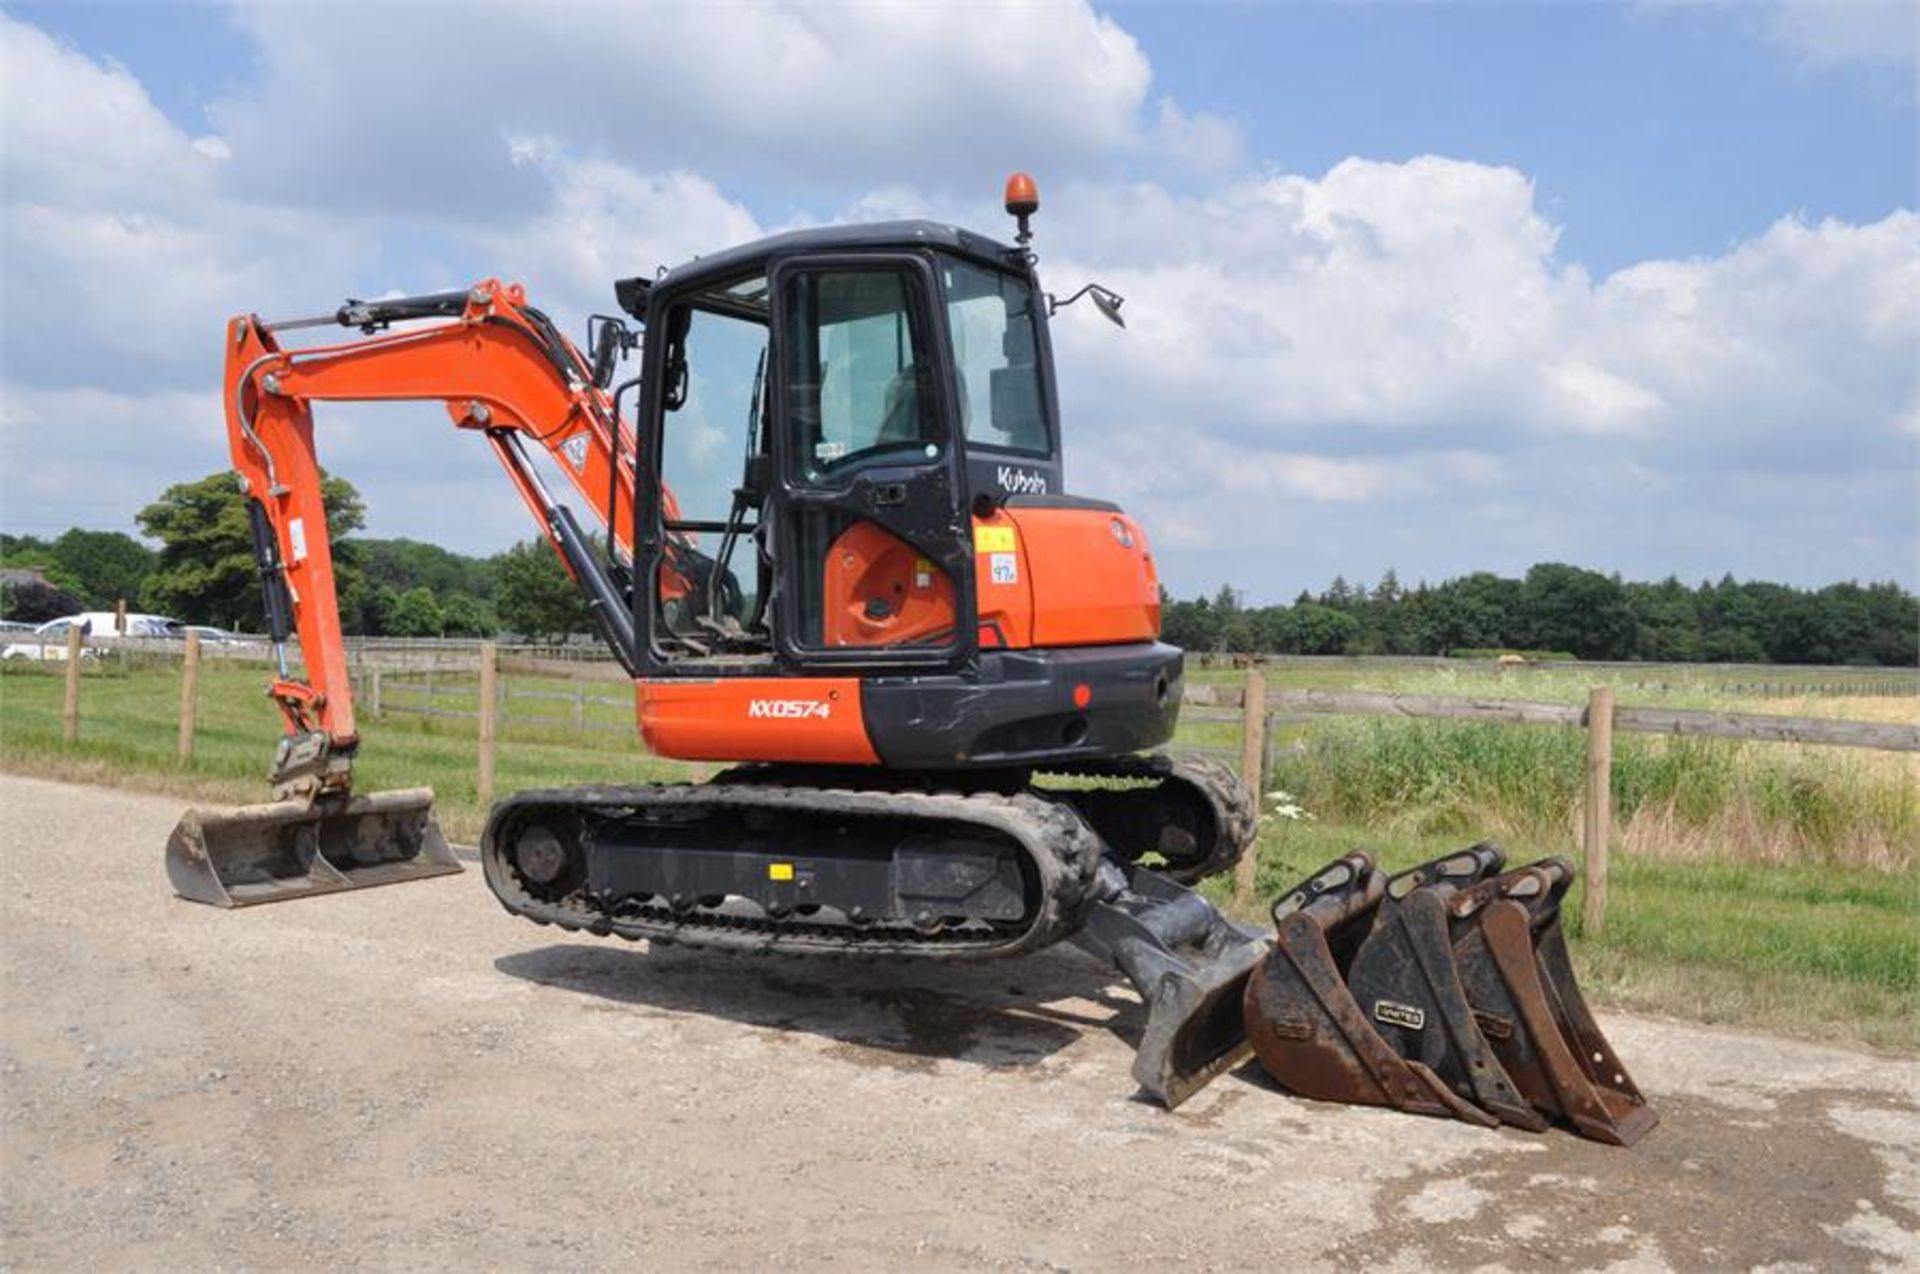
xmin=0 ymin=659 xmax=692 ymax=842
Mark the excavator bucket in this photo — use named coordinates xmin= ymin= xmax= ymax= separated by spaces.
xmin=1248 ymin=847 xmax=1656 ymax=1145
xmin=1244 ymin=852 xmax=1497 ymax=1128
xmin=1448 ymin=859 xmax=1658 ymax=1146
xmin=166 ymin=787 xmax=460 ymax=907
xmin=1342 ymin=844 xmax=1547 ymax=1131
xmin=1072 ymin=859 xmax=1269 ymax=1109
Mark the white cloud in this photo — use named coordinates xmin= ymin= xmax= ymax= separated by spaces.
xmin=0 ymin=385 xmax=223 ymax=536
xmin=0 ymin=14 xmax=379 ymax=392
xmin=485 ymin=147 xmax=764 ymax=314
xmin=209 ymin=1 xmax=1228 ymax=220
xmin=0 ymin=19 xmax=222 ymax=214
xmin=1024 ymin=158 xmax=1915 ymax=588
xmin=1766 ymin=0 xmax=1920 ymax=69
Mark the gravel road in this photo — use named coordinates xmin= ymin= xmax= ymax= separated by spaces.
xmin=2 ymin=774 xmax=1915 ymax=1271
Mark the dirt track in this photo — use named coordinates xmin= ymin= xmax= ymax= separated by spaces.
xmin=2 ymin=774 xmax=1915 ymax=1271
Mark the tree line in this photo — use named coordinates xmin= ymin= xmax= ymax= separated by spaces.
xmin=1 ymin=472 xmax=591 ymax=642
xmin=5 ymin=471 xmax=1913 ymax=666
xmin=1162 ymin=565 xmax=1918 ymax=667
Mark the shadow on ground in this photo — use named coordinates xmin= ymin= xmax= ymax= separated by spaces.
xmin=494 ymin=941 xmax=1151 ymax=1072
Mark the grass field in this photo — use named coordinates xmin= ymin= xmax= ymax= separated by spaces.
xmin=3 ymin=652 xmax=1914 ymax=1051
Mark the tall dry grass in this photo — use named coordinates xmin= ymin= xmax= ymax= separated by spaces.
xmin=1271 ymin=714 xmax=1916 ymax=872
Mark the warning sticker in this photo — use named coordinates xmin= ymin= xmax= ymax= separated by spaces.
xmin=1373 ymin=1000 xmax=1426 ymax=1031
xmin=768 ymin=863 xmax=795 ymax=882
xmin=989 ymin=552 xmax=1018 ymax=586
xmin=974 ymin=525 xmax=1017 ymax=553
xmin=560 ymin=433 xmax=590 ymax=473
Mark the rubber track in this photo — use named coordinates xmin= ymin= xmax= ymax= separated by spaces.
xmin=481 ymin=782 xmax=1106 ymax=959
xmin=1040 ymin=754 xmax=1258 ymax=886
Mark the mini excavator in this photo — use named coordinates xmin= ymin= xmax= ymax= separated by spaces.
xmin=167 ymin=175 xmax=1653 ymax=1137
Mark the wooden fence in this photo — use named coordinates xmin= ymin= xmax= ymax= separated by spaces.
xmin=1186 ymin=674 xmax=1919 ymax=928
xmin=356 ymin=657 xmax=634 ymax=735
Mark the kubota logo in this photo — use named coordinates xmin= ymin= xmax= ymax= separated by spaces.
xmin=748 ymin=699 xmax=832 ymax=720
xmin=996 ymin=465 xmax=1048 ymax=495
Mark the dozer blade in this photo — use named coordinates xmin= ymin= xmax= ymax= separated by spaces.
xmin=1449 ymin=859 xmax=1658 ymax=1146
xmin=1072 ymin=858 xmax=1269 ymax=1109
xmin=166 ymin=787 xmax=460 ymax=907
xmin=1244 ymin=853 xmax=1496 ymax=1127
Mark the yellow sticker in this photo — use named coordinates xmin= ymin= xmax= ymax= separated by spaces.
xmin=974 ymin=525 xmax=1017 ymax=553
xmin=768 ymin=862 xmax=795 ymax=882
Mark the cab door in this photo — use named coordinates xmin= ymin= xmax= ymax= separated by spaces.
xmin=768 ymin=255 xmax=976 ymax=670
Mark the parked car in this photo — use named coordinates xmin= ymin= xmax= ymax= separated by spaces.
xmin=186 ymin=625 xmax=263 ymax=648
xmin=1 ymin=612 xmax=183 ymax=660
xmin=2 ymin=616 xmax=98 ymax=661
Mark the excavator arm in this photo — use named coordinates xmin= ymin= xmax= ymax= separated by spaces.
xmin=168 ymin=279 xmax=664 ymax=907
xmin=223 ymin=279 xmax=645 ymax=798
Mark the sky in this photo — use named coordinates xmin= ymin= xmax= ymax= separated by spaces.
xmin=1 ymin=0 xmax=1915 ymax=603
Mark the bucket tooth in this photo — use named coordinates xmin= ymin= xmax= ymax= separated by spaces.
xmin=1072 ymin=858 xmax=1268 ymax=1109
xmin=1244 ymin=853 xmax=1496 ymax=1127
xmin=1449 ymin=858 xmax=1657 ymax=1146
xmin=167 ymin=787 xmax=460 ymax=907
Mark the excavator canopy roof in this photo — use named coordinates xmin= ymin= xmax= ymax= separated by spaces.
xmin=654 ymin=220 xmax=1023 ymax=299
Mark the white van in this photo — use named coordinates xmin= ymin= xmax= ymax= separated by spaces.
xmin=1 ymin=612 xmax=184 ymax=660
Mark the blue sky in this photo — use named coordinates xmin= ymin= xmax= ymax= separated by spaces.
xmin=2 ymin=1 xmax=1915 ymax=599
xmin=1117 ymin=2 xmax=1916 ymax=269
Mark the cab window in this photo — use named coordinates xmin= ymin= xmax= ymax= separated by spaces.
xmin=941 ymin=258 xmax=1048 ymax=455
xmin=782 ymin=270 xmax=937 ymax=483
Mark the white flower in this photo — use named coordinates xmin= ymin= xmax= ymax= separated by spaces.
xmin=1264 ymin=789 xmax=1312 ymax=821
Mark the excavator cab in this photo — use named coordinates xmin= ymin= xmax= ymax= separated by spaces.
xmin=629 ymin=224 xmax=1065 ymax=679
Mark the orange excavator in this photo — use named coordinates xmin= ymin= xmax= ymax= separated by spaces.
xmin=166 ymin=176 xmax=1653 ymax=1136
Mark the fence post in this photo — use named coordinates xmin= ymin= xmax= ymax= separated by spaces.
xmin=573 ymin=681 xmax=587 ymax=730
xmin=1234 ymin=666 xmax=1267 ymax=905
xmin=177 ymin=630 xmax=202 ymax=764
xmin=477 ymin=640 xmax=498 ymax=809
xmin=62 ymin=626 xmax=83 ymax=742
xmin=370 ymin=666 xmax=383 ymax=719
xmin=1583 ymin=685 xmax=1614 ymax=937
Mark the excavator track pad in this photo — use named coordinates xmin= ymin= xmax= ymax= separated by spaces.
xmin=1244 ymin=846 xmax=1656 ymax=1145
xmin=167 ymin=787 xmax=460 ymax=907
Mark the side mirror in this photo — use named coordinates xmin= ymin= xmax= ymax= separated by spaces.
xmin=1048 ymin=283 xmax=1126 ymax=330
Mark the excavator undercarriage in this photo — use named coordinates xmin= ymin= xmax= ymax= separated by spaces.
xmin=478 ymin=754 xmax=1264 ymax=1106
